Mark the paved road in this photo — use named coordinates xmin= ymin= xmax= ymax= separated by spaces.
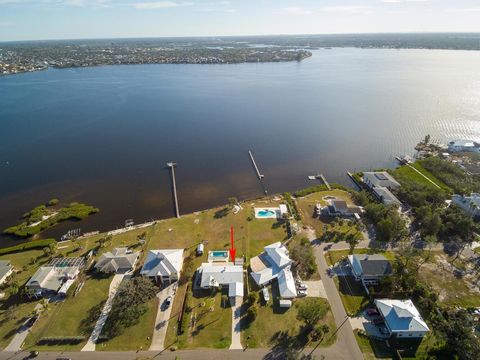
xmin=309 ymin=240 xmax=364 ymax=360
xmin=82 ymin=274 xmax=128 ymax=351
xmin=229 ymin=297 xmax=243 ymax=350
xmin=150 ymin=284 xmax=176 ymax=351
xmin=0 ymin=346 xmax=360 ymax=360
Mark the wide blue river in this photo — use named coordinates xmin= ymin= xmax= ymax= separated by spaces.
xmin=1 ymin=48 xmax=480 ymax=245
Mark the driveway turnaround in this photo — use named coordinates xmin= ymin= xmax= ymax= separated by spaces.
xmin=304 ymin=280 xmax=327 ymax=298
xmin=149 ymin=283 xmax=176 ymax=351
xmin=229 ymin=296 xmax=243 ymax=350
xmin=82 ymin=274 xmax=128 ymax=351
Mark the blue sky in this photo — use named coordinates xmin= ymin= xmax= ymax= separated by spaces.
xmin=1 ymin=0 xmax=480 ymax=41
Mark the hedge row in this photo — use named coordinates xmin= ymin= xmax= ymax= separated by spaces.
xmin=38 ymin=336 xmax=86 ymax=345
xmin=0 ymin=239 xmax=56 ymax=256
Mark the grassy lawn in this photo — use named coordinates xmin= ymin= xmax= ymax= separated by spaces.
xmin=23 ymin=273 xmax=113 ymax=351
xmin=295 ymin=190 xmax=357 ymax=238
xmin=98 ymin=295 xmax=158 ymax=351
xmin=392 ymin=163 xmax=450 ymax=191
xmin=241 ymin=291 xmax=336 ymax=349
xmin=333 ymin=276 xmax=369 ymax=316
xmin=171 ymin=289 xmax=232 ymax=349
xmin=355 ymin=329 xmax=442 ymax=360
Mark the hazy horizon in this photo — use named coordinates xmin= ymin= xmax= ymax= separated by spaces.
xmin=2 ymin=0 xmax=480 ymax=42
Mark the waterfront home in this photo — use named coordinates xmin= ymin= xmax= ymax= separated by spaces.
xmin=363 ymin=172 xmax=401 ymax=190
xmin=95 ymin=247 xmax=139 ymax=273
xmin=448 ymin=139 xmax=480 ymax=153
xmin=451 ymin=193 xmax=480 ymax=219
xmin=26 ymin=265 xmax=80 ymax=299
xmin=327 ymin=200 xmax=363 ymax=218
xmin=348 ymin=254 xmax=392 ymax=291
xmin=372 ymin=186 xmax=402 ymax=207
xmin=140 ymin=249 xmax=184 ymax=286
xmin=250 ymin=242 xmax=297 ymax=299
xmin=0 ymin=261 xmax=13 ymax=286
xmin=196 ymin=262 xmax=243 ymax=305
xmin=374 ymin=299 xmax=430 ymax=338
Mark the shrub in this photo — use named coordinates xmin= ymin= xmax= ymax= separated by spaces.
xmin=247 ymin=305 xmax=258 ymax=320
xmin=0 ymin=239 xmax=56 ymax=256
xmin=247 ymin=291 xmax=258 ymax=306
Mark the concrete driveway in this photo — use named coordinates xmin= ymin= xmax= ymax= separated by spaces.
xmin=82 ymin=273 xmax=128 ymax=351
xmin=229 ymin=296 xmax=243 ymax=350
xmin=304 ymin=280 xmax=327 ymax=298
xmin=4 ymin=321 xmax=31 ymax=352
xmin=149 ymin=283 xmax=177 ymax=351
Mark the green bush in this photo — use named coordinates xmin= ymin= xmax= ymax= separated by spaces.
xmin=0 ymin=239 xmax=56 ymax=256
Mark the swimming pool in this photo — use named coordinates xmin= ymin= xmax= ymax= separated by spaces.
xmin=254 ymin=207 xmax=280 ymax=219
xmin=208 ymin=250 xmax=229 ymax=262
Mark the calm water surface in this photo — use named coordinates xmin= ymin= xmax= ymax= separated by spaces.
xmin=1 ymin=48 xmax=480 ymax=246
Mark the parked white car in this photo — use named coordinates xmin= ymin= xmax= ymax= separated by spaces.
xmin=297 ymin=289 xmax=307 ymax=297
xmin=262 ymin=287 xmax=270 ymax=302
xmin=296 ymin=281 xmax=308 ymax=290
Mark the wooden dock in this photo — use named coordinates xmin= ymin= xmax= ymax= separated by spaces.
xmin=167 ymin=161 xmax=180 ymax=218
xmin=248 ymin=150 xmax=264 ymax=179
xmin=316 ymin=173 xmax=331 ymax=190
xmin=346 ymin=171 xmax=362 ymax=190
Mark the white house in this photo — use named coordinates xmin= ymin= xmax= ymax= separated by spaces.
xmin=0 ymin=261 xmax=13 ymax=286
xmin=373 ymin=187 xmax=402 ymax=207
xmin=197 ymin=263 xmax=244 ymax=304
xmin=448 ymin=139 xmax=480 ymax=153
xmin=451 ymin=193 xmax=480 ymax=218
xmin=26 ymin=266 xmax=80 ymax=299
xmin=140 ymin=249 xmax=184 ymax=285
xmin=374 ymin=299 xmax=430 ymax=338
xmin=250 ymin=242 xmax=297 ymax=299
xmin=348 ymin=254 xmax=392 ymax=289
xmin=363 ymin=172 xmax=401 ymax=190
xmin=95 ymin=247 xmax=139 ymax=273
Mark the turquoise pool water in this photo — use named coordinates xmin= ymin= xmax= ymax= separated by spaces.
xmin=211 ymin=251 xmax=228 ymax=257
xmin=257 ymin=209 xmax=276 ymax=217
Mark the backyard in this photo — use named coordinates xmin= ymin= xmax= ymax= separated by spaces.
xmin=295 ymin=189 xmax=362 ymax=239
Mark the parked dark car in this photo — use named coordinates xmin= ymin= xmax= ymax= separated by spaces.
xmin=366 ymin=308 xmax=379 ymax=316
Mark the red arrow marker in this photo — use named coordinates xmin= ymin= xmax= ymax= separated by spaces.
xmin=229 ymin=226 xmax=236 ymax=261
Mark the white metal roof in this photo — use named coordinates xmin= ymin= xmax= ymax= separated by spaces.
xmin=229 ymin=282 xmax=244 ymax=298
xmin=278 ymin=268 xmax=297 ymax=299
xmin=199 ymin=263 xmax=243 ymax=288
xmin=375 ymin=299 xmax=429 ymax=333
xmin=140 ymin=249 xmax=184 ymax=277
xmin=264 ymin=242 xmax=292 ymax=268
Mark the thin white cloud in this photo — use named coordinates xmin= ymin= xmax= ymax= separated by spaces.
xmin=381 ymin=0 xmax=429 ymax=3
xmin=319 ymin=6 xmax=372 ymax=14
xmin=446 ymin=7 xmax=480 ymax=13
xmin=0 ymin=20 xmax=14 ymax=25
xmin=282 ymin=7 xmax=312 ymax=16
xmin=133 ymin=1 xmax=191 ymax=9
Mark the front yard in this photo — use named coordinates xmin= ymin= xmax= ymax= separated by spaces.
xmin=241 ymin=290 xmax=336 ymax=349
xmin=24 ymin=272 xmax=113 ymax=351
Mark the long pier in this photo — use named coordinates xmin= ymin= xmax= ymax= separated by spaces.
xmin=316 ymin=173 xmax=331 ymax=190
xmin=346 ymin=171 xmax=363 ymax=190
xmin=248 ymin=150 xmax=264 ymax=179
xmin=167 ymin=161 xmax=180 ymax=218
